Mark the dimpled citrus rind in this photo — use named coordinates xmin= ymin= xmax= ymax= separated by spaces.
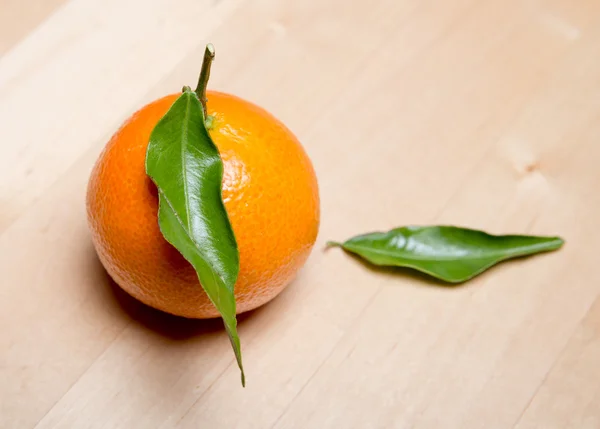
xmin=86 ymin=91 xmax=320 ymax=318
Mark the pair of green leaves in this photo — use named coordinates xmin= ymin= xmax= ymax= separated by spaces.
xmin=143 ymin=46 xmax=563 ymax=388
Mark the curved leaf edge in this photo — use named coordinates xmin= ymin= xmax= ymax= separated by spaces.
xmin=145 ymin=89 xmax=245 ymax=386
xmin=328 ymin=225 xmax=565 ymax=283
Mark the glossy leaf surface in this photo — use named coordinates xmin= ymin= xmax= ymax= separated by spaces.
xmin=146 ymin=88 xmax=244 ymax=384
xmin=328 ymin=226 xmax=564 ymax=283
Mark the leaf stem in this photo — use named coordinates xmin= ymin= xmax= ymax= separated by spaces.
xmin=195 ymin=43 xmax=216 ymax=119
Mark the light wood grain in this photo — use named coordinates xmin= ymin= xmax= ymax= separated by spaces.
xmin=1 ymin=0 xmax=599 ymax=428
xmin=0 ymin=0 xmax=68 ymax=56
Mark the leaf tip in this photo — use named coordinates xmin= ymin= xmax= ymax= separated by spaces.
xmin=325 ymin=241 xmax=343 ymax=248
xmin=545 ymin=236 xmax=565 ymax=251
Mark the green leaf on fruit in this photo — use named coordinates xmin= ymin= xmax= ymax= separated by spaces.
xmin=145 ymin=87 xmax=244 ymax=385
xmin=328 ymin=226 xmax=564 ymax=283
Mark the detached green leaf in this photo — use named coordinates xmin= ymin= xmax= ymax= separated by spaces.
xmin=328 ymin=226 xmax=564 ymax=283
xmin=145 ymin=88 xmax=244 ymax=385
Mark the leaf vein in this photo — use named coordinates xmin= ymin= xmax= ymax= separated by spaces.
xmin=181 ymin=95 xmax=192 ymax=232
xmin=157 ymin=187 xmax=231 ymax=292
xmin=345 ymin=243 xmax=553 ymax=263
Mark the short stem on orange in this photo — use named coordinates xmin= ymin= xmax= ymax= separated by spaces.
xmin=195 ymin=43 xmax=215 ymax=119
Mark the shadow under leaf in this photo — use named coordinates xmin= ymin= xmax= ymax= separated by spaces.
xmin=327 ymin=244 xmax=552 ymax=288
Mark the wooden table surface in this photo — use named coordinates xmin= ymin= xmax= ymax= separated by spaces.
xmin=2 ymin=0 xmax=599 ymax=428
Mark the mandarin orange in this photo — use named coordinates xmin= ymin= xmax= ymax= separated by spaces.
xmin=86 ymin=90 xmax=319 ymax=318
